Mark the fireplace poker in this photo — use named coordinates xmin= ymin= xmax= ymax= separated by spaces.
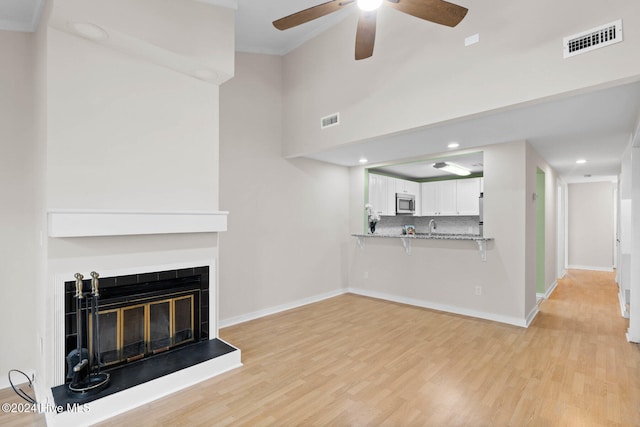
xmin=73 ymin=273 xmax=88 ymax=372
xmin=75 ymin=273 xmax=83 ymax=358
xmin=85 ymin=270 xmax=110 ymax=393
xmin=90 ymin=271 xmax=102 ymax=374
xmin=85 ymin=280 xmax=91 ymax=367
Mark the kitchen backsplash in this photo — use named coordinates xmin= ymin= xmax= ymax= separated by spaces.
xmin=374 ymin=215 xmax=480 ymax=235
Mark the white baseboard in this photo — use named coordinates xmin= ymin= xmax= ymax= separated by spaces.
xmin=619 ymin=289 xmax=630 ymax=318
xmin=219 ymin=289 xmax=347 ymax=328
xmin=0 ymin=369 xmax=36 ymax=393
xmin=627 ymin=328 xmax=640 ymax=343
xmin=536 ymin=280 xmax=559 ymax=301
xmin=347 ymin=287 xmax=532 ymax=328
xmin=219 ymin=286 xmax=543 ymax=331
xmin=525 ymin=304 xmax=539 ymax=327
xmin=567 ymin=265 xmax=614 ymax=272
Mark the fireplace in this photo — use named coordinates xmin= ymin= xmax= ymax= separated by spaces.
xmin=50 ymin=263 xmax=239 ymax=412
xmin=43 ymin=211 xmax=240 ymax=425
xmin=63 ymin=266 xmax=209 ymax=375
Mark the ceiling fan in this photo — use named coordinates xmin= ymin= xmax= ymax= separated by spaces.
xmin=273 ymin=0 xmax=468 ymax=60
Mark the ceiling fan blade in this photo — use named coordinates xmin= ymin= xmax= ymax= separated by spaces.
xmin=355 ymin=9 xmax=377 ymax=60
xmin=385 ymin=0 xmax=468 ymax=27
xmin=273 ymin=0 xmax=355 ymax=30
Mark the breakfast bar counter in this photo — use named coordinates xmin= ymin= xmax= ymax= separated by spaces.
xmin=352 ymin=233 xmax=494 ymax=259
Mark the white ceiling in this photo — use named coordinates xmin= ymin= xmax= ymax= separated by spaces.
xmin=235 ymin=0 xmax=354 ymax=55
xmin=370 ymin=151 xmax=484 ymax=180
xmin=3 ymin=0 xmax=640 ymax=183
xmin=0 ymin=0 xmax=43 ymax=32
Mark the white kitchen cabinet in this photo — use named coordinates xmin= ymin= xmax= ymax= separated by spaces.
xmin=395 ymin=178 xmax=420 ymax=196
xmin=456 ymin=177 xmax=482 ymax=215
xmin=422 ymin=181 xmax=456 ymax=216
xmin=438 ymin=180 xmax=458 ymax=215
xmin=421 ymin=178 xmax=481 ymax=216
xmin=368 ymin=173 xmax=395 ymax=216
xmin=421 ymin=181 xmax=438 ymax=216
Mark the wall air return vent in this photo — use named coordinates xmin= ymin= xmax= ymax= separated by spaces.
xmin=563 ymin=19 xmax=623 ymax=58
xmin=321 ymin=113 xmax=340 ymax=129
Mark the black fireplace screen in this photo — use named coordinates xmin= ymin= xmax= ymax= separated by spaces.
xmin=91 ymin=295 xmax=194 ymax=367
xmin=64 ymin=266 xmax=209 ymax=378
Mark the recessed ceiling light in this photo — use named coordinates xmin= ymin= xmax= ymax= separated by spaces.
xmin=359 ymin=158 xmax=368 ymax=164
xmin=576 ymin=159 xmax=587 ymax=164
xmin=448 ymin=142 xmax=460 ymax=149
xmin=68 ymin=22 xmax=109 ymax=41
xmin=357 ymin=0 xmax=383 ymax=11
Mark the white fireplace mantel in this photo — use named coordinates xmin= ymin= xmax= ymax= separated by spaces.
xmin=47 ymin=210 xmax=228 ymax=237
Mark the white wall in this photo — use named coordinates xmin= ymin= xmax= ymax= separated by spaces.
xmin=545 ymin=171 xmax=558 ymax=292
xmin=0 ymin=30 xmax=38 ymax=388
xmin=618 ymin=142 xmax=632 ymax=316
xmin=526 ymin=143 xmax=559 ymax=300
xmin=282 ymin=0 xmax=640 ymax=157
xmin=556 ymin=180 xmax=568 ymax=279
xmin=628 ymin=143 xmax=640 ymax=342
xmin=567 ymin=182 xmax=615 ymax=270
xmin=46 ymin=28 xmax=220 ymax=211
xmin=219 ymin=53 xmax=350 ymax=325
xmin=34 ymin=0 xmax=51 ymax=393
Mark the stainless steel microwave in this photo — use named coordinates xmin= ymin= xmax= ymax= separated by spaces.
xmin=396 ymin=193 xmax=415 ymax=215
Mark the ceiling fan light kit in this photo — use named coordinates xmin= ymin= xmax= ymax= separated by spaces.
xmin=273 ymin=0 xmax=468 ymax=60
xmin=433 ymin=162 xmax=471 ymax=176
xmin=357 ymin=0 xmax=383 ymax=11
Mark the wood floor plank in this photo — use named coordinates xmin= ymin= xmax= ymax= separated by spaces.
xmin=4 ymin=269 xmax=638 ymax=426
xmin=0 ymin=382 xmax=45 ymax=427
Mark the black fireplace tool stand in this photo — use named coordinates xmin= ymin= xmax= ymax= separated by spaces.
xmin=66 ymin=272 xmax=110 ymax=397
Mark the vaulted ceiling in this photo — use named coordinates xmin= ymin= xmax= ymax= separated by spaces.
xmin=3 ymin=0 xmax=639 ymax=183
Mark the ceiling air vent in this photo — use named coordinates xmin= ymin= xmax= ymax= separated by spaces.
xmin=563 ymin=19 xmax=623 ymax=58
xmin=321 ymin=113 xmax=340 ymax=129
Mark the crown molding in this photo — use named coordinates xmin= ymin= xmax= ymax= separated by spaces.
xmin=194 ymin=0 xmax=238 ymax=10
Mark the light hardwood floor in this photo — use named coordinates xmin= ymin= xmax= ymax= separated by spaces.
xmin=0 ymin=381 xmax=46 ymax=427
xmin=3 ymin=269 xmax=639 ymax=426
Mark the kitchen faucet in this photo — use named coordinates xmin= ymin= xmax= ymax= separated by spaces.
xmin=428 ymin=219 xmax=437 ymax=236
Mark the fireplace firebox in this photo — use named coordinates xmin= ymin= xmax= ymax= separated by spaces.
xmin=63 ymin=266 xmax=210 ymax=377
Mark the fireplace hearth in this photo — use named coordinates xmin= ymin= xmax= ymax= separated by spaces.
xmin=52 ymin=338 xmax=236 ymax=409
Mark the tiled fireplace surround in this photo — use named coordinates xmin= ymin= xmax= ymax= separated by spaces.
xmin=40 ymin=211 xmax=242 ymax=426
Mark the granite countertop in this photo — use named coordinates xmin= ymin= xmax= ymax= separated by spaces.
xmin=352 ymin=233 xmax=493 ymax=241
